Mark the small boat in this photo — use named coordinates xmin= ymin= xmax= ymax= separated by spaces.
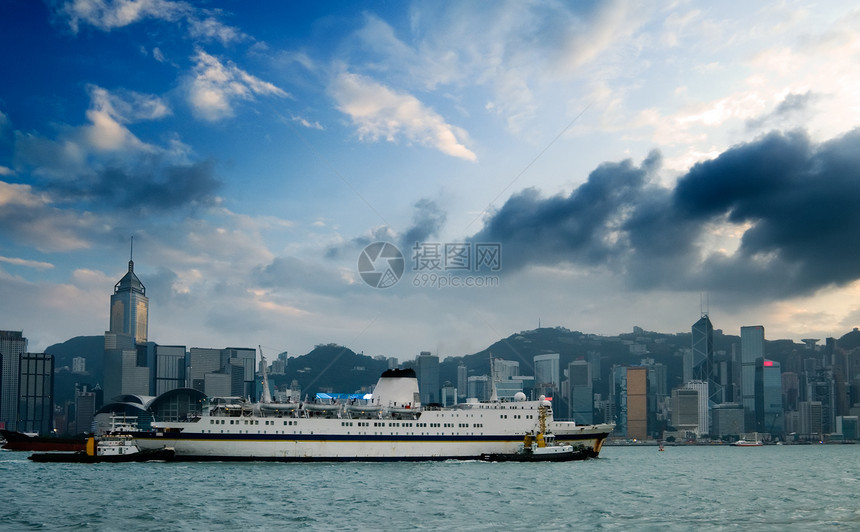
xmin=732 ymin=439 xmax=763 ymax=447
xmin=658 ymin=441 xmax=665 ymax=451
xmin=28 ymin=434 xmax=174 ymax=463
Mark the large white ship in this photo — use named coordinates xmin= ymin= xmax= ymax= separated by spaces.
xmin=134 ymin=366 xmax=613 ymax=461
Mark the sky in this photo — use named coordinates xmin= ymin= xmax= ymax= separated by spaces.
xmin=2 ymin=1 xmax=860 ymax=360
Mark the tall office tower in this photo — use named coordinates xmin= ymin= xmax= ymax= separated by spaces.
xmin=799 ymin=400 xmax=823 ymax=439
xmin=1 ymin=330 xmax=28 ymax=430
xmin=626 ymin=367 xmax=648 ymax=440
xmin=684 ymin=380 xmax=710 ymax=436
xmin=17 ymin=352 xmax=54 ymax=435
xmin=611 ymin=365 xmax=627 ymax=436
xmin=457 ymin=364 xmax=467 ymax=400
xmin=440 ymin=382 xmax=457 ymax=406
xmin=225 ymin=347 xmax=256 ymax=399
xmin=755 ymin=359 xmax=783 ymax=436
xmin=691 ymin=314 xmax=713 ymax=382
xmin=105 ymin=247 xmax=150 ymax=400
xmin=740 ymin=325 xmax=765 ymax=431
xmin=416 ymin=351 xmax=439 ymax=404
xmin=808 ymin=370 xmax=836 ymax=435
xmin=534 ymin=353 xmax=560 ymax=393
xmin=568 ymin=360 xmax=593 ymax=424
xmin=782 ymin=372 xmax=800 ymax=412
xmin=109 ymin=248 xmax=148 ymax=344
xmin=74 ymin=385 xmax=97 ymax=435
xmin=189 ymin=348 xmax=222 ymax=392
xmin=155 ymin=345 xmax=187 ymax=395
xmin=467 ymin=375 xmax=489 ymax=401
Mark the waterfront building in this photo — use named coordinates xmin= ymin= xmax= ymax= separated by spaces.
xmin=684 ymin=380 xmax=710 ymax=436
xmin=799 ymin=400 xmax=823 ymax=440
xmin=17 ymin=352 xmax=54 ymax=435
xmin=74 ymin=385 xmax=98 ymax=435
xmin=155 ymin=345 xmax=187 ymax=395
xmin=417 ymin=351 xmax=439 ymax=404
xmin=756 ymin=359 xmax=784 ymax=437
xmin=0 ymin=330 xmax=27 ymax=431
xmin=807 ymin=370 xmax=836 ymax=435
xmin=672 ymin=388 xmax=700 ymax=438
xmin=568 ymin=360 xmax=593 ymax=424
xmin=189 ymin=347 xmax=256 ymax=398
xmin=712 ymin=403 xmax=744 ymax=438
xmin=626 ymin=367 xmax=648 ymax=440
xmin=741 ymin=325 xmax=765 ymax=431
xmin=836 ymin=416 xmax=858 ymax=440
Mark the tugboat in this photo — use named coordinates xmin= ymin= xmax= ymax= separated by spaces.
xmin=28 ymin=416 xmax=174 ymax=463
xmin=480 ymin=403 xmax=592 ymax=462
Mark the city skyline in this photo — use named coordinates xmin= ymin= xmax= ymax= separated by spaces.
xmin=2 ymin=2 xmax=860 ymax=359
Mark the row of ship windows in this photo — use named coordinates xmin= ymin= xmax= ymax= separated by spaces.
xmin=199 ymin=431 xmax=489 ymax=436
xmin=209 ymin=416 xmax=528 ymax=426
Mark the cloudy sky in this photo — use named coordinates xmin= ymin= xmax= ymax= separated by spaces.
xmin=2 ymin=1 xmax=860 ymax=359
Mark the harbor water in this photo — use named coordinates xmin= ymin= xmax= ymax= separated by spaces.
xmin=3 ymin=444 xmax=859 ymax=530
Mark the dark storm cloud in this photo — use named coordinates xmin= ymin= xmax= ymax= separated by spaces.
xmin=472 ymin=128 xmax=860 ymax=300
xmin=53 ymin=159 xmax=222 ymax=214
xmin=399 ymin=198 xmax=447 ymax=250
xmin=471 ymin=150 xmax=662 ymax=271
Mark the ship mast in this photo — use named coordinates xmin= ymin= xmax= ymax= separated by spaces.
xmin=259 ymin=345 xmax=273 ymax=404
xmin=489 ymin=352 xmax=498 ymax=402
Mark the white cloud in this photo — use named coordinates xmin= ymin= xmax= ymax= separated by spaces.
xmin=187 ymin=50 xmax=289 ymax=122
xmin=329 ymin=71 xmax=477 ymax=161
xmin=14 ymin=86 xmax=180 ymax=179
xmin=187 ymin=16 xmax=246 ymax=45
xmin=0 ymin=255 xmax=54 ymax=270
xmin=60 ymin=0 xmax=190 ymax=32
xmin=59 ymin=0 xmax=244 ymax=45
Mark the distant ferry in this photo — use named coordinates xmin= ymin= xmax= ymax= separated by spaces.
xmin=732 ymin=439 xmax=763 ymax=447
xmin=133 ymin=366 xmax=613 ymax=462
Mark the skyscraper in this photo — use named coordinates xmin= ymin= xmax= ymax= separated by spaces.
xmin=0 ymin=330 xmax=27 ymax=431
xmin=417 ymin=351 xmax=439 ymax=404
xmin=104 ymin=242 xmax=151 ymax=401
xmin=741 ymin=325 xmax=765 ymax=431
xmin=626 ymin=367 xmax=648 ymax=440
xmin=568 ymin=360 xmax=593 ymax=424
xmin=109 ymin=249 xmax=148 ymax=344
xmin=756 ymin=359 xmax=783 ymax=436
xmin=691 ymin=314 xmax=713 ymax=383
xmin=17 ymin=352 xmax=54 ymax=435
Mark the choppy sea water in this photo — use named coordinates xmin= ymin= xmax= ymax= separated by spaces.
xmin=3 ymin=445 xmax=859 ymax=531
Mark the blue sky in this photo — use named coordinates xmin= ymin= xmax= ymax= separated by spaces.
xmin=2 ymin=1 xmax=860 ymax=358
